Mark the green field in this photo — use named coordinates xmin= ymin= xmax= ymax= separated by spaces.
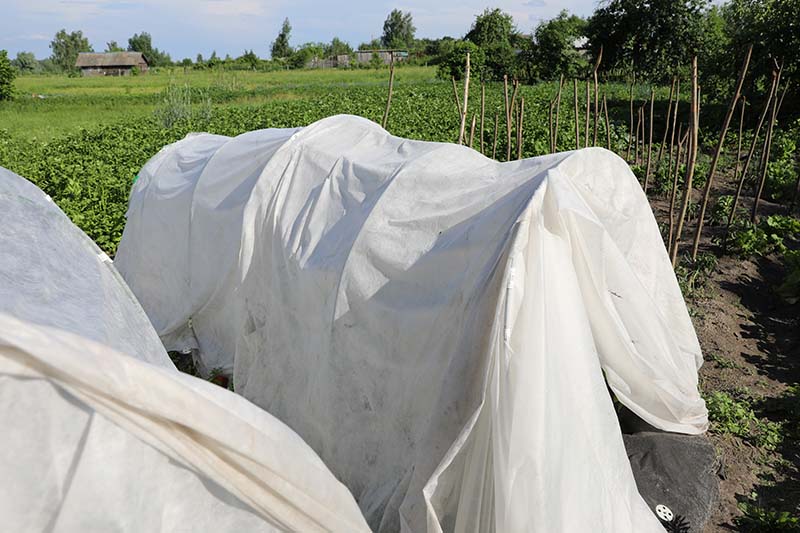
xmin=0 ymin=65 xmax=727 ymax=254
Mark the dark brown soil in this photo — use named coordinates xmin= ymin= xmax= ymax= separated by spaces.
xmin=646 ymin=165 xmax=800 ymax=531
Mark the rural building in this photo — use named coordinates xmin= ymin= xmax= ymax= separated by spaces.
xmin=354 ymin=49 xmax=407 ymax=65
xmin=75 ymin=52 xmax=149 ymax=76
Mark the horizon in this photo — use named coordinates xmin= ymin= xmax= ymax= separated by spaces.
xmin=1 ymin=0 xmax=600 ymax=60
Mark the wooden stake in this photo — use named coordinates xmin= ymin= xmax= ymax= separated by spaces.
xmin=644 ymin=87 xmax=655 ymax=192
xmin=469 ymin=113 xmax=477 ymax=148
xmin=634 ymin=106 xmax=642 ymax=165
xmin=667 ymin=78 xmax=681 ymax=191
xmin=626 ymin=72 xmax=635 ymax=161
xmin=508 ymin=79 xmax=519 ymax=160
xmin=671 ymin=57 xmax=699 ymax=267
xmin=503 ymin=75 xmax=510 ymax=159
xmin=480 ymin=81 xmax=486 ymax=154
xmin=752 ymin=67 xmax=782 ymax=222
xmin=603 ymin=93 xmax=610 ymax=150
xmin=549 ymin=99 xmax=555 ymax=153
xmin=492 ymin=111 xmax=499 ymax=159
xmin=517 ymin=97 xmax=525 ymax=160
xmin=585 ymin=79 xmax=590 ymax=147
xmin=574 ymin=79 xmax=580 ymax=150
xmin=451 ymin=76 xmax=462 ymax=118
xmin=726 ymin=72 xmax=778 ymax=232
xmin=381 ymin=57 xmax=396 ymax=129
xmin=457 ymin=53 xmax=471 ymax=145
xmin=691 ymin=44 xmax=752 ymax=260
xmin=592 ymin=46 xmax=603 ymax=146
xmin=655 ymin=76 xmax=677 ymax=171
xmin=668 ymin=126 xmax=688 ymax=251
xmin=554 ymin=75 xmax=564 ymax=152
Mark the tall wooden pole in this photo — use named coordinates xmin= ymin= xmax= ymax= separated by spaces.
xmin=626 ymin=72 xmax=635 ymax=161
xmin=726 ymin=72 xmax=778 ymax=232
xmin=554 ymin=75 xmax=564 ymax=152
xmin=752 ymin=67 xmax=782 ymax=222
xmin=584 ymin=79 xmax=590 ymax=147
xmin=603 ymin=93 xmax=611 ymax=150
xmin=667 ymin=78 xmax=681 ymax=191
xmin=691 ymin=44 xmax=752 ymax=260
xmin=381 ymin=56 xmax=395 ymax=129
xmin=655 ymin=76 xmax=677 ymax=171
xmin=574 ymin=79 xmax=580 ymax=150
xmin=644 ymin=87 xmax=655 ymax=193
xmin=480 ymin=81 xmax=486 ymax=155
xmin=457 ymin=53 xmax=471 ymax=145
xmin=668 ymin=126 xmax=687 ymax=251
xmin=592 ymin=46 xmax=603 ymax=146
xmin=671 ymin=57 xmax=699 ymax=267
xmin=492 ymin=111 xmax=499 ymax=159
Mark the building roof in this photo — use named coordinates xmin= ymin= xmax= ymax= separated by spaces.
xmin=75 ymin=52 xmax=148 ymax=68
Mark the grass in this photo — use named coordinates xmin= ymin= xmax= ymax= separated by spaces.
xmin=0 ymin=66 xmax=440 ymax=140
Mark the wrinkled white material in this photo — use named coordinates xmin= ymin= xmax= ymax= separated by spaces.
xmin=0 ymin=168 xmax=370 ymax=533
xmin=117 ymin=115 xmax=709 ymax=532
xmin=0 ymin=167 xmax=171 ymax=368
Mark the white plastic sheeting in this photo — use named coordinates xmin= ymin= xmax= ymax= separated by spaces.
xmin=117 ymin=115 xmax=709 ymax=533
xmin=0 ymin=167 xmax=171 ymax=368
xmin=0 ymin=168 xmax=370 ymax=533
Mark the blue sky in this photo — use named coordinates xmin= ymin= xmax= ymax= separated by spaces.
xmin=1 ymin=0 xmax=601 ymax=60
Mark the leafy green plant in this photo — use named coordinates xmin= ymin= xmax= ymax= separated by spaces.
xmin=728 ymin=216 xmax=800 ymax=258
xmin=0 ymin=49 xmax=15 ymax=101
xmin=675 ymin=252 xmax=717 ymax=297
xmin=710 ymin=195 xmax=734 ymax=225
xmin=706 ymin=391 xmax=784 ymax=450
xmin=736 ymin=500 xmax=800 ymax=532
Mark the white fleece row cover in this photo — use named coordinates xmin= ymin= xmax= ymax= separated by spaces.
xmin=0 ymin=168 xmax=370 ymax=533
xmin=116 ymin=114 xmax=709 ymax=533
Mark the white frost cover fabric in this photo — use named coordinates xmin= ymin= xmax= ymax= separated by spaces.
xmin=0 ymin=168 xmax=370 ymax=533
xmin=116 ymin=115 xmax=709 ymax=533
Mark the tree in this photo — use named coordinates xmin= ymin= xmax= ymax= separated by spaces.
xmin=0 ymin=50 xmax=15 ymax=100
xmin=531 ymin=10 xmax=589 ymax=79
xmin=49 ymin=29 xmax=93 ymax=72
xmin=271 ymin=18 xmax=293 ymax=59
xmin=239 ymin=49 xmax=259 ymax=69
xmin=465 ymin=8 xmax=518 ymax=80
xmin=105 ymin=41 xmax=124 ymax=52
xmin=586 ymin=0 xmax=708 ymax=79
xmin=127 ymin=32 xmax=171 ymax=67
xmin=381 ymin=9 xmax=416 ymax=49
xmin=436 ymin=40 xmax=486 ymax=80
xmin=289 ymin=42 xmax=325 ymax=69
xmin=327 ymin=37 xmax=352 ymax=58
xmin=12 ymin=51 xmax=37 ymax=74
xmin=358 ymin=38 xmax=382 ymax=51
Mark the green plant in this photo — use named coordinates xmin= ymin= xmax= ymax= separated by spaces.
xmin=710 ymin=195 xmax=734 ymax=225
xmin=0 ymin=50 xmax=15 ymax=101
xmin=676 ymin=252 xmax=717 ymax=296
xmin=728 ymin=216 xmax=800 ymax=258
xmin=778 ymin=250 xmax=800 ymax=304
xmin=736 ymin=500 xmax=800 ymax=531
xmin=706 ymin=391 xmax=784 ymax=450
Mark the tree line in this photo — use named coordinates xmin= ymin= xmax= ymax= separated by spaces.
xmin=3 ymin=0 xmax=797 ymax=102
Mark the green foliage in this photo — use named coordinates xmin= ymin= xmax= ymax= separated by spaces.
xmin=764 ymin=125 xmax=799 ymax=203
xmin=586 ymin=0 xmax=708 ymax=79
xmin=11 ymin=51 xmax=37 ymax=74
xmin=729 ymin=216 xmax=800 ymax=257
xmin=436 ymin=41 xmax=485 ymax=81
xmin=736 ymin=500 xmax=800 ymax=531
xmin=128 ymin=32 xmax=171 ymax=67
xmin=327 ymin=38 xmax=352 ymax=58
xmin=382 ymin=9 xmax=416 ymax=49
xmin=778 ymin=250 xmax=800 ymax=303
xmin=676 ymin=252 xmax=717 ymax=296
xmin=465 ymin=8 xmax=518 ymax=80
xmin=706 ymin=391 xmax=784 ymax=450
xmin=49 ymin=29 xmax=93 ymax=73
xmin=710 ymin=195 xmax=734 ymax=225
xmin=0 ymin=50 xmax=15 ymax=101
xmin=105 ymin=41 xmax=125 ymax=53
xmin=531 ymin=10 xmax=589 ymax=80
xmin=271 ymin=18 xmax=293 ymax=59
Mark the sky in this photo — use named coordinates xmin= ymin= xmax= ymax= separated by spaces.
xmin=0 ymin=0 xmax=601 ymax=60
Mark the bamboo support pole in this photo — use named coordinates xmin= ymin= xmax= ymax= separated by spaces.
xmin=381 ymin=57 xmax=395 ymax=129
xmin=691 ymin=45 xmax=752 ymax=260
xmin=457 ymin=53 xmax=471 ymax=145
xmin=585 ymin=79 xmax=590 ymax=147
xmin=626 ymin=72 xmax=635 ymax=161
xmin=726 ymin=71 xmax=778 ymax=233
xmin=574 ymin=79 xmax=580 ymax=150
xmin=592 ymin=46 xmax=603 ymax=147
xmin=644 ymin=87 xmax=655 ymax=193
xmin=671 ymin=57 xmax=699 ymax=267
xmin=492 ymin=111 xmax=499 ymax=159
xmin=517 ymin=97 xmax=525 ymax=160
xmin=655 ymin=76 xmax=677 ymax=171
xmin=554 ymin=75 xmax=564 ymax=152
xmin=668 ymin=126 xmax=688 ymax=251
xmin=752 ymin=67 xmax=782 ymax=222
xmin=480 ymin=81 xmax=486 ymax=155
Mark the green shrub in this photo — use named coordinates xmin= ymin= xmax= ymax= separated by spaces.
xmin=0 ymin=50 xmax=15 ymax=101
xmin=706 ymin=391 xmax=784 ymax=450
xmin=736 ymin=501 xmax=800 ymax=532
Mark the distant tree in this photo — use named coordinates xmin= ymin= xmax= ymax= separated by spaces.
xmin=127 ymin=32 xmax=171 ymax=66
xmin=196 ymin=53 xmax=204 ymax=64
xmin=239 ymin=49 xmax=259 ymax=69
xmin=358 ymin=38 xmax=382 ymax=51
xmin=271 ymin=18 xmax=293 ymax=59
xmin=586 ymin=0 xmax=708 ymax=78
xmin=105 ymin=40 xmax=124 ymax=52
xmin=465 ymin=8 xmax=518 ymax=80
xmin=418 ymin=36 xmax=457 ymax=65
xmin=289 ymin=42 xmax=325 ymax=68
xmin=436 ymin=40 xmax=486 ymax=80
xmin=0 ymin=50 xmax=15 ymax=100
xmin=179 ymin=57 xmax=193 ymax=67
xmin=531 ymin=10 xmax=588 ymax=79
xmin=207 ymin=50 xmax=220 ymax=68
xmin=49 ymin=29 xmax=93 ymax=72
xmin=381 ymin=9 xmax=416 ymax=49
xmin=721 ymin=0 xmax=799 ymax=92
xmin=12 ymin=51 xmax=37 ymax=73
xmin=327 ymin=37 xmax=352 ymax=58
